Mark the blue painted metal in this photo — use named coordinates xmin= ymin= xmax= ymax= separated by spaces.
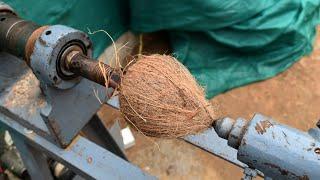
xmin=0 ymin=51 xmax=154 ymax=179
xmin=237 ymin=114 xmax=320 ymax=179
xmin=214 ymin=117 xmax=234 ymax=139
xmin=184 ymin=127 xmax=246 ymax=168
xmin=107 ymin=96 xmax=250 ymax=170
xmin=309 ymin=127 xmax=320 ymax=141
xmin=0 ymin=112 xmax=155 ymax=180
xmin=242 ymin=167 xmax=257 ymax=180
xmin=194 ymin=114 xmax=320 ymax=179
xmin=30 ymin=25 xmax=91 ymax=89
xmin=42 ymin=78 xmax=107 ymax=147
xmin=106 ymin=95 xmax=251 ymax=171
xmin=226 ymin=118 xmax=246 ymax=149
xmin=2 ymin=4 xmax=318 ymax=177
xmin=0 ymin=51 xmax=109 ymax=147
xmin=106 ymin=95 xmax=247 ymax=170
xmin=11 ymin=132 xmax=54 ymax=180
xmin=0 ymin=52 xmax=51 ymax=136
xmin=106 ymin=95 xmax=120 ymax=109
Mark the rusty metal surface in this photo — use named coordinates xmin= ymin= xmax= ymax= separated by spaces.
xmin=0 ymin=13 xmax=40 ymax=58
xmin=0 ymin=52 xmax=50 ymax=136
xmin=184 ymin=127 xmax=247 ymax=169
xmin=238 ymin=114 xmax=320 ymax=179
xmin=0 ymin=111 xmax=155 ymax=180
xmin=40 ymin=77 xmax=107 ymax=147
xmin=0 ymin=51 xmax=108 ymax=148
xmin=106 ymin=95 xmax=248 ymax=174
xmin=12 ymin=132 xmax=54 ymax=180
xmin=24 ymin=26 xmax=48 ymax=65
xmin=254 ymin=119 xmax=273 ymax=135
xmin=66 ymin=51 xmax=120 ymax=89
xmin=227 ymin=118 xmax=246 ymax=149
xmin=29 ymin=25 xmax=90 ymax=89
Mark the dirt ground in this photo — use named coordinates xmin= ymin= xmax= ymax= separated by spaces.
xmin=98 ymin=30 xmax=320 ymax=179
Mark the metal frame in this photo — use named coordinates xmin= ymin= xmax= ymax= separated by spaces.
xmin=0 ymin=52 xmax=154 ymax=179
xmin=0 ymin=52 xmax=109 ymax=147
xmin=107 ymin=90 xmax=254 ymax=176
xmin=0 ymin=112 xmax=154 ymax=180
xmin=238 ymin=114 xmax=320 ymax=179
xmin=184 ymin=127 xmax=246 ymax=168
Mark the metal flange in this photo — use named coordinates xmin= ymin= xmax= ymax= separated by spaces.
xmin=30 ymin=25 xmax=93 ymax=89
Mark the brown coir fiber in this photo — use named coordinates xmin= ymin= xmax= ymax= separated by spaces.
xmin=119 ymin=54 xmax=219 ymax=138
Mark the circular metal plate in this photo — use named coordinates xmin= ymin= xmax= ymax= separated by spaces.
xmin=30 ymin=25 xmax=93 ymax=89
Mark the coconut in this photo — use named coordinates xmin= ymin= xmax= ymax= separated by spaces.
xmin=119 ymin=54 xmax=219 ymax=138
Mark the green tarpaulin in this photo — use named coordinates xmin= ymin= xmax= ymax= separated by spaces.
xmin=4 ymin=0 xmax=320 ymax=98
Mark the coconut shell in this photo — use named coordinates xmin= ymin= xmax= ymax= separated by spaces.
xmin=119 ymin=54 xmax=219 ymax=138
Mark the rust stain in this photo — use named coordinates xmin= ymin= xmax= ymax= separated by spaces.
xmin=238 ymin=153 xmax=245 ymax=157
xmin=255 ymin=120 xmax=273 ymax=135
xmin=67 ymin=52 xmax=120 ymax=89
xmin=48 ymin=118 xmax=71 ymax=148
xmin=282 ymin=131 xmax=290 ymax=145
xmin=300 ymin=175 xmax=310 ymax=180
xmin=230 ymin=134 xmax=238 ymax=139
xmin=38 ymin=36 xmax=47 ymax=46
xmin=78 ymin=150 xmax=83 ymax=157
xmin=242 ymin=139 xmax=247 ymax=146
xmin=49 ymin=119 xmax=61 ymax=136
xmin=264 ymin=163 xmax=309 ymax=179
xmin=25 ymin=26 xmax=48 ymax=65
xmin=272 ymin=131 xmax=275 ymax=139
xmin=3 ymin=71 xmax=45 ymax=117
xmin=264 ymin=162 xmax=288 ymax=175
xmin=314 ymin=148 xmax=320 ymax=154
xmin=64 ymin=135 xmax=81 ymax=151
xmin=87 ymin=156 xmax=93 ymax=164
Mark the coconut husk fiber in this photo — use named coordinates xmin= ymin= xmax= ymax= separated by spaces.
xmin=119 ymin=54 xmax=219 ymax=138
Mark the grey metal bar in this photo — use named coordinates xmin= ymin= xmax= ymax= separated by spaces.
xmin=0 ymin=113 xmax=155 ymax=180
xmin=81 ymin=114 xmax=127 ymax=160
xmin=106 ymin=95 xmax=247 ymax=170
xmin=12 ymin=132 xmax=54 ymax=180
xmin=183 ymin=127 xmax=246 ymax=168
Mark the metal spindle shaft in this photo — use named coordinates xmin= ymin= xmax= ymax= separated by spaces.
xmin=65 ymin=51 xmax=121 ymax=89
xmin=0 ymin=9 xmax=120 ymax=89
xmin=0 ymin=12 xmax=40 ymax=60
